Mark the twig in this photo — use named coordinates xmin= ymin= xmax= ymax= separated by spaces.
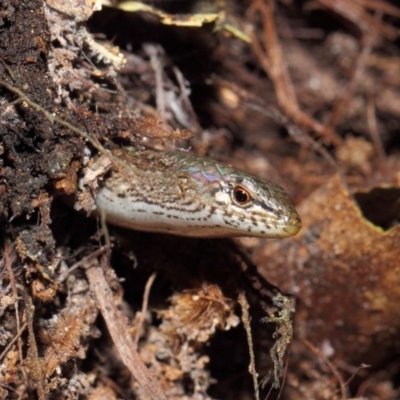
xmin=314 ymin=0 xmax=399 ymax=40
xmin=24 ymin=292 xmax=46 ymax=400
xmin=99 ymin=208 xmax=112 ymax=255
xmin=0 ymin=81 xmax=106 ymax=155
xmin=56 ymin=246 xmax=108 ymax=283
xmin=325 ymin=29 xmax=376 ymax=131
xmin=302 ymin=338 xmax=347 ymax=399
xmin=134 ymin=272 xmax=157 ymax=346
xmin=3 ymin=243 xmax=35 ymax=396
xmin=366 ymin=92 xmax=385 ymax=160
xmin=250 ymin=0 xmax=342 ymax=146
xmin=0 ymin=80 xmax=178 ymax=184
xmin=238 ymin=291 xmax=260 ymax=400
xmin=144 ymin=44 xmax=167 ymax=122
xmin=86 ymin=256 xmax=167 ymax=400
xmin=0 ymin=321 xmax=28 ymax=362
xmin=345 ymin=363 xmax=370 ymax=387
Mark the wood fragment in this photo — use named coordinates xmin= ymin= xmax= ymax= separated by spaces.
xmin=86 ymin=257 xmax=167 ymax=400
xmin=250 ymin=0 xmax=343 ymax=145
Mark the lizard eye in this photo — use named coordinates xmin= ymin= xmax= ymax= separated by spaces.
xmin=232 ymin=186 xmax=252 ymax=205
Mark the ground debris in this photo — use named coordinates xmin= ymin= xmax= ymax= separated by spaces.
xmin=0 ymin=0 xmax=400 ymax=399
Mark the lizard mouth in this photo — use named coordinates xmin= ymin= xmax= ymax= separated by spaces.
xmin=282 ymin=214 xmax=302 ymax=236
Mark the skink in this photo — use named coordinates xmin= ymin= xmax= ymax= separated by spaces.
xmin=92 ymin=146 xmax=301 ymax=238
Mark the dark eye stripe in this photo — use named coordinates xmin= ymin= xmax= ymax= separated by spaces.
xmin=260 ymin=202 xmax=275 ymax=213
